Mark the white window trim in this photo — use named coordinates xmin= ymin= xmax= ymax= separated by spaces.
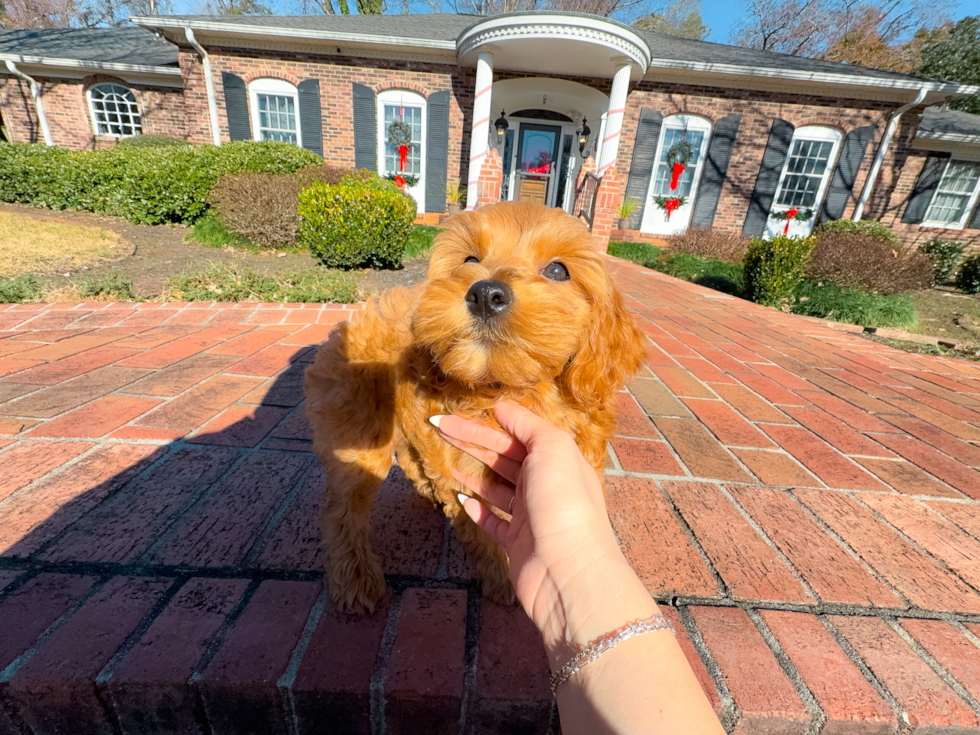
xmin=640 ymin=114 xmax=713 ymax=235
xmin=765 ymin=125 xmax=842 ymax=238
xmin=377 ymin=88 xmax=427 ymax=214
xmin=248 ymin=78 xmax=301 ymax=148
xmin=921 ymin=158 xmax=980 ymax=231
xmin=86 ymin=83 xmax=142 ymax=139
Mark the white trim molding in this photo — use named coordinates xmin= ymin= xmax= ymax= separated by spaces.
xmin=0 ymin=52 xmax=181 ymax=84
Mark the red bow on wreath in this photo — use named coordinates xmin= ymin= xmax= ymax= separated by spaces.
xmin=398 ymin=144 xmax=409 ymax=172
xmin=783 ymin=208 xmax=799 ymax=235
xmin=665 ymin=197 xmax=681 ymax=220
xmin=670 ymin=162 xmax=685 ymax=191
xmin=394 ymin=175 xmax=406 ymax=190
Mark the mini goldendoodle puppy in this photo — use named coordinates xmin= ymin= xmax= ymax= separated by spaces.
xmin=304 ymin=202 xmax=646 ymax=614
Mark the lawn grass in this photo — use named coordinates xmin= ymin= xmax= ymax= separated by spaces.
xmin=0 ymin=211 xmax=122 ymax=276
xmin=164 ymin=262 xmax=358 ymax=303
xmin=791 ymin=280 xmax=918 ymax=330
xmin=185 ymin=213 xmax=307 ymax=254
xmin=908 ymin=288 xmax=980 ymax=343
xmin=608 ymin=241 xmax=662 ymax=266
xmin=0 ymin=275 xmax=42 ymax=303
xmin=403 ymin=225 xmax=442 ymax=259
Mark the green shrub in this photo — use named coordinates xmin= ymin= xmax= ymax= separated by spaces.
xmin=956 ymin=254 xmax=980 ymax=294
xmin=919 ymin=238 xmax=965 ymax=284
xmin=77 ymin=271 xmax=137 ymax=300
xmin=165 ymin=262 xmax=358 ymax=303
xmin=209 ymin=164 xmax=364 ymax=248
xmin=0 ymin=141 xmax=321 ymax=225
xmin=0 ymin=274 xmax=41 ymax=303
xmin=815 ymin=219 xmax=899 ymax=244
xmin=693 ymin=274 xmax=743 ymax=296
xmin=743 ymin=235 xmax=816 ymax=308
xmin=299 ymin=174 xmax=416 ymax=269
xmin=651 ymin=252 xmax=745 ymax=289
xmin=792 ymin=280 xmax=918 ymax=330
xmin=607 ymin=241 xmax=662 ymax=265
xmin=116 ymin=135 xmax=190 ymax=147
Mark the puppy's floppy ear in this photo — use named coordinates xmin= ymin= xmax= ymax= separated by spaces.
xmin=562 ymin=272 xmax=646 ymax=407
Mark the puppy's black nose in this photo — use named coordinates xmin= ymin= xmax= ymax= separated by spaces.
xmin=465 ymin=280 xmax=513 ymax=320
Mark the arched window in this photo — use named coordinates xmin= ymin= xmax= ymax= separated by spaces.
xmin=248 ymin=78 xmax=300 ymax=146
xmin=766 ymin=125 xmax=843 ymax=238
xmin=640 ymin=114 xmax=712 ymax=235
xmin=377 ymin=89 xmax=426 ymax=211
xmin=87 ymin=83 xmax=142 ymax=137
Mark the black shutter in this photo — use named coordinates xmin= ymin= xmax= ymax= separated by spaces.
xmin=901 ymin=153 xmax=951 ymax=224
xmin=820 ymin=125 xmax=875 ymax=221
xmin=623 ymin=108 xmax=663 ymax=228
xmin=221 ymin=72 xmax=250 ymax=142
xmin=297 ymin=79 xmax=323 ymax=158
xmin=969 ymin=199 xmax=980 ymax=231
xmin=691 ymin=114 xmax=741 ymax=228
xmin=425 ymin=90 xmax=450 ymax=214
xmin=742 ymin=118 xmax=795 ymax=237
xmin=352 ymin=83 xmax=376 ymax=172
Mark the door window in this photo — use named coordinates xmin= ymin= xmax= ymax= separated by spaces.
xmin=377 ymin=89 xmax=426 ymax=213
xmin=765 ymin=126 xmax=842 ymax=238
xmin=640 ymin=115 xmax=712 ymax=235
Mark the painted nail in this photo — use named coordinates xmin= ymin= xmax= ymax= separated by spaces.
xmin=457 ymin=492 xmax=469 ymax=506
xmin=429 ymin=415 xmax=446 ymax=428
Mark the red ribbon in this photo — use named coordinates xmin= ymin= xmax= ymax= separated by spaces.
xmin=398 ymin=144 xmax=409 ymax=171
xmin=394 ymin=175 xmax=406 ymax=190
xmin=783 ymin=208 xmax=799 ymax=235
xmin=670 ymin=162 xmax=685 ymax=191
xmin=665 ymin=198 xmax=681 ymax=221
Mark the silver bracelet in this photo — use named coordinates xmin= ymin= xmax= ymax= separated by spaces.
xmin=549 ymin=615 xmax=674 ymax=696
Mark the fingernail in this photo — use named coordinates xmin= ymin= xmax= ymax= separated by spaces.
xmin=457 ymin=492 xmax=469 ymax=506
xmin=428 ymin=415 xmax=446 ymax=429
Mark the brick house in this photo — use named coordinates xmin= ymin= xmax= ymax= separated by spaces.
xmin=1 ymin=13 xmax=979 ymax=250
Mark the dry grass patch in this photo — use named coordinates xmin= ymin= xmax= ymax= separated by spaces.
xmin=0 ymin=212 xmax=123 ymax=276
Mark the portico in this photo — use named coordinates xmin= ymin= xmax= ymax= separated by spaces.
xmin=456 ymin=14 xmax=651 ymax=213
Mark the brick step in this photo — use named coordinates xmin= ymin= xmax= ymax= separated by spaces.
xmin=3 ymin=572 xmax=980 ymax=734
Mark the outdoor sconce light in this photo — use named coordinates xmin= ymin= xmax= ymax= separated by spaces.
xmin=493 ymin=110 xmax=509 ymax=145
xmin=578 ymin=117 xmax=592 ymax=156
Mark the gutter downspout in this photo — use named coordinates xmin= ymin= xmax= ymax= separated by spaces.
xmin=5 ymin=60 xmax=52 ymax=146
xmin=185 ymin=28 xmax=222 ymax=146
xmin=852 ymin=87 xmax=928 ymax=221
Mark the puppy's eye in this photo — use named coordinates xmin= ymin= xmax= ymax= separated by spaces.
xmin=465 ymin=256 xmax=480 ymax=264
xmin=542 ymin=262 xmax=569 ymax=281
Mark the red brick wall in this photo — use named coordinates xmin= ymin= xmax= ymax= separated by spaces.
xmin=0 ymin=74 xmax=189 ymax=149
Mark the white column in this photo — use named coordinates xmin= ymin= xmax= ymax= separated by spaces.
xmin=596 ymin=61 xmax=632 ymax=177
xmin=466 ymin=52 xmax=494 ymax=210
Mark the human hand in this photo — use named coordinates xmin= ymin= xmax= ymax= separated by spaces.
xmin=431 ymin=403 xmax=655 ymax=666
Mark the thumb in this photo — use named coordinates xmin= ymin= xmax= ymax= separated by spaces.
xmin=492 ymin=402 xmax=570 ymax=450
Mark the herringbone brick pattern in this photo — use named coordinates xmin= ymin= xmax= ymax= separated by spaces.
xmin=1 ymin=257 xmax=980 ymax=733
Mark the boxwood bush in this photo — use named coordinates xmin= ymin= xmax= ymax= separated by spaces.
xmin=956 ymin=254 xmax=980 ymax=294
xmin=0 ymin=141 xmax=321 ymax=225
xmin=918 ymin=238 xmax=964 ymax=285
xmin=743 ymin=235 xmax=816 ymax=308
xmin=299 ymin=174 xmax=416 ymax=269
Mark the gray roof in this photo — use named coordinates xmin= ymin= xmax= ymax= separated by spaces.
xmin=918 ymin=106 xmax=980 ymax=140
xmin=151 ymin=12 xmax=923 ymax=83
xmin=0 ymin=27 xmax=178 ymax=67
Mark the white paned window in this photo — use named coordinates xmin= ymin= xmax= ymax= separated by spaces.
xmin=924 ymin=160 xmax=980 ymax=229
xmin=377 ymin=89 xmax=427 ymax=214
xmin=88 ymin=83 xmax=142 ymax=137
xmin=248 ymin=78 xmax=301 ymax=147
xmin=765 ymin=125 xmax=842 ymax=238
xmin=639 ymin=114 xmax=712 ymax=236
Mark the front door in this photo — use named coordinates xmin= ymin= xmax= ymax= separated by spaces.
xmin=515 ymin=123 xmax=562 ymax=208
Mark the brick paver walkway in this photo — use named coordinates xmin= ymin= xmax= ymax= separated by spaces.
xmin=2 ymin=258 xmax=980 ymax=734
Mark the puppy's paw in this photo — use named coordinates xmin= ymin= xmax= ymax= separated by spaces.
xmin=326 ymin=554 xmax=387 ymax=615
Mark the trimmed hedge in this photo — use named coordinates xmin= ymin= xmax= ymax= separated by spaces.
xmin=956 ymin=254 xmax=980 ymax=294
xmin=918 ymin=238 xmax=964 ymax=284
xmin=299 ymin=174 xmax=416 ymax=269
xmin=0 ymin=141 xmax=321 ymax=225
xmin=743 ymin=235 xmax=816 ymax=308
xmin=814 ymin=219 xmax=900 ymax=244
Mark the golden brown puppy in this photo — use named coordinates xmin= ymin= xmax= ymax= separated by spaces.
xmin=304 ymin=202 xmax=646 ymax=614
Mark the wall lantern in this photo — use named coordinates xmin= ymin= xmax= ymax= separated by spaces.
xmin=578 ymin=117 xmax=592 ymax=156
xmin=493 ymin=110 xmax=509 ymax=145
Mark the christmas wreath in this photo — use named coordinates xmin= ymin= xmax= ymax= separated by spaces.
xmin=387 ymin=120 xmax=413 ymax=172
xmin=770 ymin=207 xmax=813 ymax=234
xmin=665 ymin=139 xmax=693 ymax=191
xmin=652 ymin=195 xmax=686 ymax=221
xmin=385 ymin=172 xmax=419 ymax=190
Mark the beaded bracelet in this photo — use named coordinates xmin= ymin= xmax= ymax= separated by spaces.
xmin=549 ymin=615 xmax=674 ymax=696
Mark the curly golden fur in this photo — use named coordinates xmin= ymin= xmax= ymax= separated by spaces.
xmin=304 ymin=202 xmax=646 ymax=614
